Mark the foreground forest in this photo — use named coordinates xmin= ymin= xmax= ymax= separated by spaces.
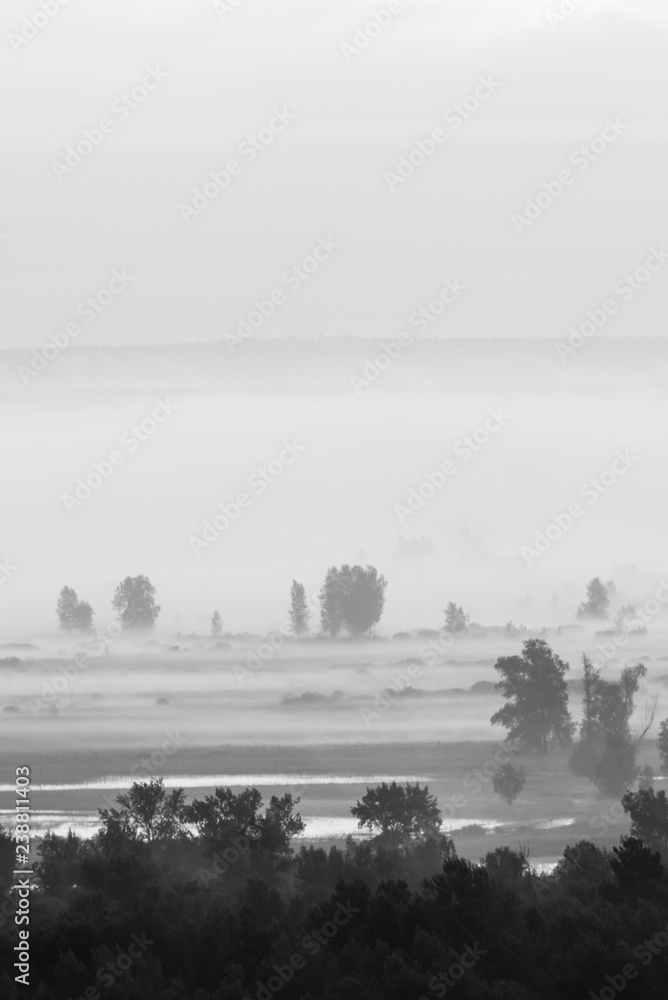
xmin=2 ymin=775 xmax=668 ymax=999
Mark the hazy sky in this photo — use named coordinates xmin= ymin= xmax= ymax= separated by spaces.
xmin=2 ymin=0 xmax=668 ymax=346
xmin=2 ymin=1 xmax=668 ymax=634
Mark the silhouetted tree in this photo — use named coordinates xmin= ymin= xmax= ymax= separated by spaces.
xmin=492 ymin=762 xmax=526 ymax=805
xmin=610 ymin=835 xmax=664 ymax=898
xmin=577 ymin=577 xmax=612 ymax=619
xmin=319 ymin=566 xmax=346 ymax=637
xmin=112 ymin=574 xmax=160 ymax=630
xmin=35 ymin=830 xmax=87 ymax=893
xmin=56 ymin=586 xmax=79 ymax=631
xmin=554 ymin=840 xmax=612 ymax=886
xmin=491 ymin=638 xmax=575 ymax=752
xmin=579 ymin=654 xmax=599 ymax=742
xmin=504 ymin=621 xmax=527 ymax=637
xmin=71 ymin=600 xmax=94 ymax=633
xmin=289 ymin=580 xmax=310 ymax=635
xmin=211 ymin=610 xmax=223 ymax=636
xmin=182 ymin=785 xmax=304 ymax=856
xmin=57 ymin=586 xmax=93 ymax=632
xmin=99 ymin=777 xmax=186 ymax=843
xmin=340 ymin=564 xmax=387 ymax=636
xmin=444 ymin=602 xmax=470 ymax=633
xmin=621 ymin=787 xmax=668 ymax=852
xmin=659 ymin=718 xmax=668 ymax=772
xmin=569 ymin=662 xmax=647 ymax=795
xmin=614 ymin=604 xmax=646 ymax=634
xmin=351 ymin=782 xmax=441 ymax=846
xmin=319 ymin=565 xmax=387 ymax=637
xmin=484 ymin=846 xmax=529 ymax=884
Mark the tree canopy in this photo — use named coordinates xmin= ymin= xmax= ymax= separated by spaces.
xmin=319 ymin=564 xmax=387 ymax=636
xmin=351 ymin=781 xmax=442 ymax=845
xmin=56 ymin=585 xmax=94 ymax=633
xmin=577 ymin=577 xmax=612 ymax=619
xmin=491 ymin=638 xmax=575 ymax=752
xmin=111 ymin=574 xmax=160 ymax=629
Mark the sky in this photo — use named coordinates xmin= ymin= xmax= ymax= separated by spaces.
xmin=1 ymin=0 xmax=668 ymax=346
xmin=1 ymin=0 xmax=668 ymax=634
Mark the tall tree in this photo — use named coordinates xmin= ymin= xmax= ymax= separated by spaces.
xmin=579 ymin=654 xmax=600 ymax=742
xmin=71 ymin=600 xmax=94 ymax=633
xmin=658 ymin=719 xmax=668 ymax=772
xmin=211 ymin=610 xmax=223 ymax=636
xmin=621 ymin=787 xmax=668 ymax=853
xmin=492 ymin=763 xmax=526 ymax=806
xmin=610 ymin=836 xmax=664 ymax=899
xmin=57 ymin=586 xmax=94 ymax=633
xmin=491 ymin=638 xmax=575 ymax=753
xmin=319 ymin=564 xmax=387 ymax=637
xmin=289 ymin=581 xmax=310 ymax=635
xmin=56 ymin=586 xmax=79 ymax=631
xmin=319 ymin=566 xmax=346 ymax=637
xmin=112 ymin=575 xmax=160 ymax=630
xmin=569 ymin=662 xmax=648 ymax=795
xmin=340 ymin=564 xmax=387 ymax=636
xmin=577 ymin=577 xmax=612 ymax=619
xmin=444 ymin=602 xmax=470 ymax=634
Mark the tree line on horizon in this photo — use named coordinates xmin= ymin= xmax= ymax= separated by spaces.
xmin=55 ymin=573 xmax=638 ymax=639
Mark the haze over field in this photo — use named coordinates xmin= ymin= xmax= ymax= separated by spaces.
xmin=1 ymin=627 xmax=666 ymax=869
xmin=1 ymin=340 xmax=667 ymax=634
